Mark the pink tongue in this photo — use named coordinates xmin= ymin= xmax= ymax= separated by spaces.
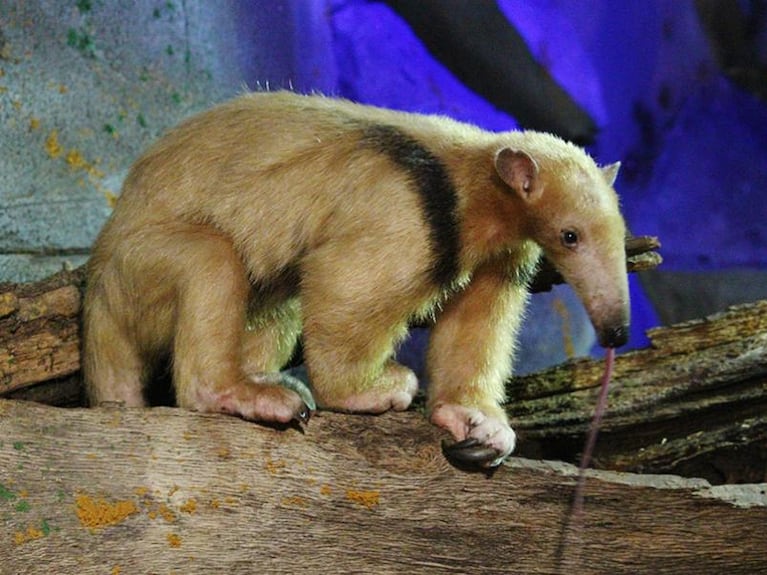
xmin=572 ymin=347 xmax=616 ymax=517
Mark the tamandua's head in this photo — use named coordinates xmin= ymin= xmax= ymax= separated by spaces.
xmin=494 ymin=134 xmax=630 ymax=348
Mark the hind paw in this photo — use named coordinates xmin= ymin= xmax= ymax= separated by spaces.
xmin=192 ymin=371 xmax=316 ymax=425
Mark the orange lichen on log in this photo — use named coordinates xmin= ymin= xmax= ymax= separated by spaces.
xmin=13 ymin=524 xmax=45 ymax=545
xmin=281 ymin=495 xmax=309 ymax=508
xmin=147 ymin=502 xmax=177 ymax=523
xmin=345 ymin=489 xmax=380 ymax=510
xmin=74 ymin=494 xmax=138 ymax=529
xmin=264 ymin=458 xmax=286 ymax=474
xmin=179 ymin=498 xmax=197 ymax=514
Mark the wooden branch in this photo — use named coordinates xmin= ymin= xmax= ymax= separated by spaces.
xmin=528 ymin=235 xmax=662 ymax=292
xmin=0 ymin=266 xmax=84 ymax=399
xmin=1 ymin=399 xmax=765 ymax=574
xmin=507 ymin=300 xmax=767 ymax=483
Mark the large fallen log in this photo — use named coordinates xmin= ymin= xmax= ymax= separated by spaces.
xmin=0 ymin=399 xmax=765 ymax=575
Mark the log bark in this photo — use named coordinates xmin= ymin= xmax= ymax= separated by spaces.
xmin=0 ymin=266 xmax=85 ymax=401
xmin=507 ymin=300 xmax=767 ymax=484
xmin=1 ymin=399 xmax=765 ymax=575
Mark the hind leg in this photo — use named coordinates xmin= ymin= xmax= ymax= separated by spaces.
xmin=170 ymin=230 xmax=312 ymax=423
xmin=239 ymin=298 xmax=315 ymax=410
xmin=240 ymin=298 xmax=302 ymax=375
xmin=82 ymin=290 xmax=145 ymax=407
xmin=300 ymin=249 xmax=419 ymax=414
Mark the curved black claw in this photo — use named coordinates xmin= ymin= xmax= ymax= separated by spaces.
xmin=295 ymin=404 xmax=312 ymax=425
xmin=273 ymin=373 xmax=316 ymax=425
xmin=441 ymin=438 xmax=505 ymax=468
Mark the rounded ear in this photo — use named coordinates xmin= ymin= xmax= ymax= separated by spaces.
xmin=601 ymin=162 xmax=621 ymax=186
xmin=494 ymin=147 xmax=541 ymax=202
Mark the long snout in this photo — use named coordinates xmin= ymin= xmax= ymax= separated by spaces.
xmin=558 ymin=252 xmax=631 ymax=349
xmin=579 ymin=276 xmax=630 ymax=349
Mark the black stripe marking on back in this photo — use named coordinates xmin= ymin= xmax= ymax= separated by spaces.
xmin=361 ymin=124 xmax=461 ymax=287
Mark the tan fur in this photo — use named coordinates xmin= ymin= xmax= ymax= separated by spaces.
xmin=83 ymin=91 xmax=629 ymax=462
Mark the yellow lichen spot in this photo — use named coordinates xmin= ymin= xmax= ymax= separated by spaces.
xmin=12 ymin=525 xmax=44 ymax=546
xmin=216 ymin=446 xmax=231 ymax=459
xmin=45 ymin=129 xmax=63 ymax=158
xmin=104 ymin=190 xmax=118 ymax=208
xmin=65 ymin=148 xmax=87 ymax=170
xmin=179 ymin=498 xmax=197 ymax=514
xmin=133 ymin=486 xmax=149 ymax=497
xmin=265 ymin=458 xmax=286 ymax=474
xmin=29 ymin=117 xmax=40 ymax=131
xmin=158 ymin=503 xmax=177 ymax=523
xmin=166 ymin=533 xmax=182 ymax=548
xmin=168 ymin=485 xmax=180 ymax=498
xmin=111 ymin=566 xmax=121 ymax=575
xmin=280 ymin=495 xmax=308 ymax=508
xmin=75 ymin=494 xmax=138 ymax=529
xmin=12 ymin=100 xmax=21 ymax=110
xmin=13 ymin=527 xmax=43 ymax=546
xmin=58 ymin=84 xmax=68 ymax=94
xmin=345 ymin=489 xmax=380 ymax=510
xmin=319 ymin=484 xmax=332 ymax=496
xmin=208 ymin=498 xmax=220 ymax=509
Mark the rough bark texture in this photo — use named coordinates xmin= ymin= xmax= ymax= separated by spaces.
xmin=508 ymin=300 xmax=767 ymax=484
xmin=1 ymin=400 xmax=765 ymax=575
xmin=0 ymin=266 xmax=85 ymax=401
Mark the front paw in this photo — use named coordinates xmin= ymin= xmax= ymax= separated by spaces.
xmin=431 ymin=404 xmax=516 ymax=468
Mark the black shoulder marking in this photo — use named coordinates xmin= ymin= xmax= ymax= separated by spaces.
xmin=361 ymin=124 xmax=460 ymax=286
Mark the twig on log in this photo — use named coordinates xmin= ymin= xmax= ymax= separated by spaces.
xmin=528 ymin=235 xmax=662 ymax=293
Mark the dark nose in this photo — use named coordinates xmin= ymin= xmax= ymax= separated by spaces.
xmin=598 ymin=324 xmax=629 ymax=348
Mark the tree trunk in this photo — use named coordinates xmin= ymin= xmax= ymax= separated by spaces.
xmin=1 ymin=399 xmax=765 ymax=575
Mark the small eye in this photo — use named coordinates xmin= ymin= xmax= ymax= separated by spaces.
xmin=561 ymin=229 xmax=579 ymax=248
